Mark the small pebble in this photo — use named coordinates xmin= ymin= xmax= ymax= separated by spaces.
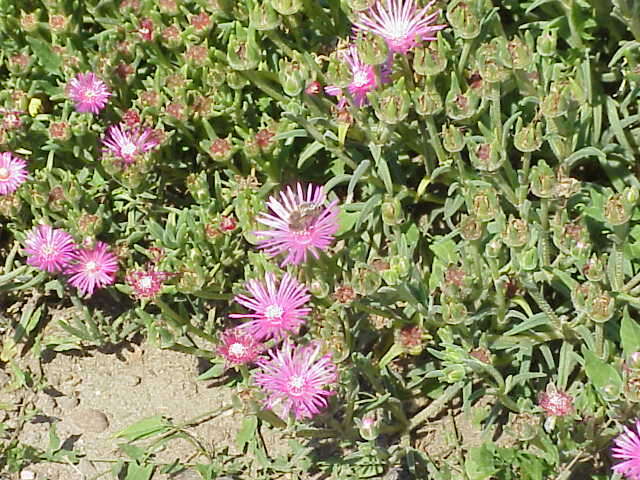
xmin=122 ymin=375 xmax=141 ymax=386
xmin=69 ymin=408 xmax=109 ymax=433
xmin=20 ymin=470 xmax=35 ymax=480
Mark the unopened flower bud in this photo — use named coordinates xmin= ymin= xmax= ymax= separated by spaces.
xmin=536 ymin=29 xmax=557 ymax=57
xmin=348 ymin=0 xmax=376 ymax=11
xmin=476 ymin=42 xmax=510 ymax=84
xmin=279 ymin=58 xmax=308 ymax=96
xmin=503 ymin=215 xmax=529 ymax=248
xmin=370 ymin=79 xmax=411 ymax=124
xmin=514 ymin=118 xmax=543 ymax=153
xmin=469 ymin=139 xmax=503 ymax=172
xmin=226 ymin=71 xmax=249 ymax=90
xmin=413 ymin=41 xmax=447 ymax=76
xmin=508 ymin=35 xmax=534 ymax=70
xmin=270 ymin=0 xmax=301 ymax=15
xmin=20 ymin=12 xmax=39 ymax=32
xmin=78 ymin=213 xmax=103 ymax=237
xmin=443 ymin=364 xmax=466 ymax=383
xmin=588 ymin=290 xmax=615 ymax=323
xmin=472 ymin=187 xmax=500 ymax=222
xmin=541 ymin=87 xmax=569 ymax=119
xmin=396 ymin=325 xmax=425 ymax=356
xmin=583 ymin=255 xmax=605 ymax=282
xmin=529 ymin=160 xmax=555 ymax=198
xmin=441 ymin=124 xmax=464 ymax=152
xmin=227 ymin=30 xmax=260 ymax=71
xmin=604 ymin=192 xmax=633 ymax=226
xmin=0 ymin=194 xmax=21 ymax=218
xmin=186 ymin=172 xmax=210 ymax=203
xmin=445 ymin=74 xmax=479 ymax=121
xmin=442 ymin=301 xmax=467 ymax=325
xmin=309 ymin=279 xmax=330 ymax=298
xmin=446 ymin=0 xmax=481 ymax=40
xmin=413 ymin=86 xmax=442 ymax=117
xmin=538 ymin=384 xmax=573 ymax=417
xmin=357 ymin=414 xmax=380 ymax=441
xmin=355 ymin=31 xmax=388 ymax=66
xmin=250 ymin=2 xmax=280 ymax=31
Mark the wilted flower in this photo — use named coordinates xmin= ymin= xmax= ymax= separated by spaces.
xmin=538 ymin=384 xmax=573 ymax=417
xmin=65 ymin=241 xmax=119 ymax=296
xmin=102 ymin=123 xmax=159 ymax=166
xmin=217 ymin=328 xmax=261 ymax=366
xmin=254 ymin=183 xmax=339 ymax=266
xmin=0 ymin=152 xmax=28 ymax=195
xmin=354 ymin=0 xmax=445 ymax=54
xmin=254 ymin=340 xmax=338 ymax=419
xmin=67 ymin=72 xmax=111 ymax=114
xmin=125 ymin=267 xmax=170 ymax=299
xmin=23 ymin=224 xmax=76 ymax=273
xmin=231 ymin=273 xmax=311 ymax=340
xmin=612 ymin=419 xmax=640 ymax=479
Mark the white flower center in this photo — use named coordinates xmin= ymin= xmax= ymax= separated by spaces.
xmin=352 ymin=70 xmax=370 ymax=88
xmin=121 ymin=141 xmax=137 ymax=157
xmin=41 ymin=245 xmax=55 ymax=257
xmin=84 ymin=88 xmax=97 ymax=99
xmin=139 ymin=275 xmax=153 ymax=289
xmin=0 ymin=167 xmax=9 ymax=180
xmin=288 ymin=375 xmax=305 ymax=395
xmin=265 ymin=304 xmax=283 ymax=319
xmin=85 ymin=260 xmax=98 ymax=273
xmin=388 ymin=22 xmax=410 ymax=43
xmin=229 ymin=342 xmax=246 ymax=357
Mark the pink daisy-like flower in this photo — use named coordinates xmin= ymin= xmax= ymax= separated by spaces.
xmin=66 ymin=72 xmax=111 ymax=114
xmin=0 ymin=152 xmax=28 ymax=195
xmin=354 ymin=0 xmax=446 ymax=54
xmin=102 ymin=123 xmax=159 ymax=166
xmin=254 ymin=184 xmax=339 ymax=266
xmin=217 ymin=328 xmax=262 ymax=366
xmin=538 ymin=384 xmax=573 ymax=417
xmin=65 ymin=241 xmax=119 ymax=296
xmin=612 ymin=419 xmax=640 ymax=479
xmin=23 ymin=224 xmax=76 ymax=273
xmin=230 ymin=273 xmax=311 ymax=340
xmin=254 ymin=340 xmax=338 ymax=420
xmin=125 ymin=267 xmax=170 ymax=299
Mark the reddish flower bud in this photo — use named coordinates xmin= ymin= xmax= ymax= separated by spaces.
xmin=137 ymin=18 xmax=154 ymax=41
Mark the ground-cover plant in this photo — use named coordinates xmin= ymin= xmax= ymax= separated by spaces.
xmin=1 ymin=0 xmax=640 ymax=478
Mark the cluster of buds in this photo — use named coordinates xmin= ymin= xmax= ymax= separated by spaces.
xmin=571 ymin=282 xmax=615 ymax=323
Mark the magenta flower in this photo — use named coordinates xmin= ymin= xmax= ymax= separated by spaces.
xmin=23 ymin=224 xmax=76 ymax=274
xmin=0 ymin=152 xmax=27 ymax=195
xmin=354 ymin=0 xmax=446 ymax=54
xmin=230 ymin=273 xmax=311 ymax=340
xmin=65 ymin=241 xmax=119 ymax=296
xmin=612 ymin=419 xmax=640 ymax=479
xmin=254 ymin=184 xmax=339 ymax=266
xmin=67 ymin=72 xmax=111 ymax=114
xmin=254 ymin=341 xmax=338 ymax=420
xmin=217 ymin=328 xmax=261 ymax=366
xmin=125 ymin=267 xmax=170 ymax=299
xmin=102 ymin=123 xmax=159 ymax=166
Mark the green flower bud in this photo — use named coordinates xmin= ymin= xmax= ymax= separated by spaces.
xmin=381 ymin=197 xmax=403 ymax=225
xmin=541 ymin=87 xmax=569 ymax=119
xmin=443 ymin=364 xmax=466 ymax=383
xmin=177 ymin=269 xmax=206 ymax=294
xmin=446 ymin=0 xmax=481 ymax=40
xmin=348 ymin=0 xmax=376 ymax=11
xmin=279 ymin=58 xmax=308 ymax=96
xmin=0 ymin=194 xmax=22 ymax=218
xmin=459 ymin=214 xmax=484 ymax=241
xmin=520 ymin=248 xmax=538 ymax=271
xmin=370 ymin=79 xmax=411 ymax=124
xmin=588 ymin=290 xmax=615 ymax=323
xmin=186 ymin=172 xmax=210 ymax=204
xmin=270 ymin=0 xmax=302 ymax=15
xmin=250 ymin=2 xmax=280 ymax=31
xmin=503 ymin=215 xmax=529 ymax=248
xmin=485 ymin=237 xmax=502 ymax=258
xmin=604 ymin=192 xmax=633 ymax=226
xmin=601 ymin=382 xmax=621 ymax=402
xmin=442 ymin=123 xmax=465 ymax=152
xmin=355 ymin=31 xmax=388 ymax=66
xmin=445 ymin=74 xmax=480 ymax=121
xmin=227 ymin=28 xmax=260 ymax=71
xmin=77 ymin=213 xmax=103 ymax=237
xmin=476 ymin=42 xmax=510 ymax=84
xmin=514 ymin=118 xmax=543 ymax=153
xmin=469 ymin=138 xmax=504 ymax=172
xmin=471 ymin=187 xmax=500 ymax=222
xmin=442 ymin=301 xmax=468 ymax=325
xmin=357 ymin=414 xmax=380 ymax=441
xmin=226 ymin=71 xmax=249 ymax=89
xmin=536 ymin=29 xmax=557 ymax=57
xmin=309 ymin=279 xmax=330 ymax=298
xmin=413 ymin=84 xmax=442 ymax=117
xmin=583 ymin=255 xmax=605 ymax=282
xmin=120 ymin=166 xmax=145 ymax=189
xmin=508 ymin=35 xmax=534 ymax=70
xmin=413 ymin=41 xmax=447 ymax=76
xmin=357 ymin=268 xmax=382 ymax=295
xmin=529 ymin=160 xmax=556 ymax=198
xmin=554 ymin=169 xmax=581 ymax=199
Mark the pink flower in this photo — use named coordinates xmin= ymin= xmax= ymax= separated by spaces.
xmin=65 ymin=241 xmax=119 ymax=296
xmin=538 ymin=384 xmax=573 ymax=417
xmin=230 ymin=273 xmax=311 ymax=340
xmin=102 ymin=123 xmax=159 ymax=166
xmin=217 ymin=328 xmax=261 ymax=366
xmin=23 ymin=224 xmax=76 ymax=273
xmin=0 ymin=152 xmax=27 ymax=195
xmin=612 ymin=419 xmax=640 ymax=479
xmin=67 ymin=72 xmax=111 ymax=114
xmin=254 ymin=184 xmax=339 ymax=266
xmin=125 ymin=267 xmax=170 ymax=299
xmin=354 ymin=0 xmax=446 ymax=54
xmin=254 ymin=341 xmax=338 ymax=420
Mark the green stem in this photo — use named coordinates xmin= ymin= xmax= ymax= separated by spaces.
xmin=518 ymin=152 xmax=531 ymax=207
xmin=594 ymin=323 xmax=604 ymax=358
xmin=409 ymin=383 xmax=463 ymax=430
xmin=425 ymin=116 xmax=448 ymax=168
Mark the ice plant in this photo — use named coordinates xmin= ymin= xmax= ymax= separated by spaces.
xmin=0 ymin=152 xmax=28 ymax=195
xmin=125 ymin=267 xmax=170 ymax=299
xmin=23 ymin=224 xmax=76 ymax=274
xmin=230 ymin=273 xmax=311 ymax=340
xmin=254 ymin=341 xmax=338 ymax=420
xmin=217 ymin=328 xmax=261 ymax=366
xmin=66 ymin=72 xmax=111 ymax=114
xmin=354 ymin=0 xmax=446 ymax=54
xmin=65 ymin=241 xmax=119 ymax=296
xmin=102 ymin=123 xmax=160 ymax=166
xmin=612 ymin=419 xmax=640 ymax=479
xmin=538 ymin=384 xmax=573 ymax=417
xmin=254 ymin=183 xmax=339 ymax=266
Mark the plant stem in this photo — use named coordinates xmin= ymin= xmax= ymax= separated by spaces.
xmin=409 ymin=383 xmax=463 ymax=430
